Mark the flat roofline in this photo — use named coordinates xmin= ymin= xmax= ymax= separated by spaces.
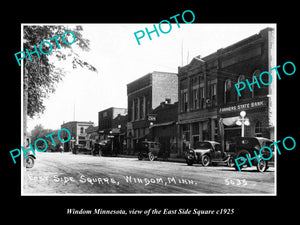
xmin=127 ymin=71 xmax=177 ymax=86
xmin=61 ymin=121 xmax=94 ymax=125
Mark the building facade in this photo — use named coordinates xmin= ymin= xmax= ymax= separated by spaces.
xmin=178 ymin=27 xmax=275 ymax=154
xmin=149 ymin=101 xmax=179 ymax=157
xmin=126 ymin=71 xmax=178 ymax=153
xmin=98 ymin=107 xmax=127 ymax=138
xmin=61 ymin=121 xmax=94 ymax=151
xmin=98 ymin=107 xmax=128 ymax=154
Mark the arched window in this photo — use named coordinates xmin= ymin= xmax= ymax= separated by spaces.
xmin=80 ymin=127 xmax=84 ymax=134
xmin=252 ymin=69 xmax=261 ymax=97
xmin=237 ymin=75 xmax=246 ymax=100
xmin=224 ymin=79 xmax=232 ymax=103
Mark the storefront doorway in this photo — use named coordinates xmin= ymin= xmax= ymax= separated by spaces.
xmin=224 ymin=125 xmax=241 ymax=151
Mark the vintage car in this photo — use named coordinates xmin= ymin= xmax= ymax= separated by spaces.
xmin=91 ymin=140 xmax=114 ymax=156
xmin=138 ymin=141 xmax=161 ymax=161
xmin=233 ymin=137 xmax=274 ymax=172
xmin=25 ymin=154 xmax=36 ymax=168
xmin=186 ymin=141 xmax=233 ymax=167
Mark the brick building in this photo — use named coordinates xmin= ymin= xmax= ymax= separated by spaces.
xmin=60 ymin=121 xmax=94 ymax=151
xmin=126 ymin=71 xmax=178 ymax=153
xmin=149 ymin=100 xmax=179 ymax=157
xmin=98 ymin=107 xmax=128 ymax=154
xmin=177 ymin=27 xmax=275 ymax=154
xmin=98 ymin=107 xmax=127 ymax=139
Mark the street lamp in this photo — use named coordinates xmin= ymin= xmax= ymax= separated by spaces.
xmin=236 ymin=110 xmax=250 ymax=137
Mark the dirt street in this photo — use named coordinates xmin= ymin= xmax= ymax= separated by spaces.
xmin=22 ymin=152 xmax=275 ymax=195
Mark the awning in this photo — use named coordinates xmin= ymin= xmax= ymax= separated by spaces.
xmin=150 ymin=121 xmax=175 ymax=128
xmin=222 ymin=116 xmax=240 ymax=126
xmin=178 ymin=118 xmax=209 ymax=125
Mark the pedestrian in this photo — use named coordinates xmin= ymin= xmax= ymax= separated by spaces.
xmin=59 ymin=144 xmax=63 ymax=153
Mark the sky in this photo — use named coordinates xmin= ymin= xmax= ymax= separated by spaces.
xmin=26 ymin=23 xmax=276 ymax=132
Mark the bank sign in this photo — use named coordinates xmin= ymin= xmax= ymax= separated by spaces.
xmin=219 ymin=98 xmax=267 ymax=114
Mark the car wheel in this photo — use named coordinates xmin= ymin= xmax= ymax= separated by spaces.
xmin=186 ymin=159 xmax=194 ymax=166
xmin=201 ymin=155 xmax=211 ymax=167
xmin=227 ymin=157 xmax=234 ymax=167
xmin=257 ymin=160 xmax=268 ymax=172
xmin=26 ymin=156 xmax=35 ymax=169
xmin=234 ymin=150 xmax=251 ymax=171
xmin=138 ymin=153 xmax=143 ymax=160
xmin=148 ymin=153 xmax=155 ymax=161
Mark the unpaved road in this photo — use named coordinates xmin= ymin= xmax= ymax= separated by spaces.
xmin=22 ymin=152 xmax=275 ymax=195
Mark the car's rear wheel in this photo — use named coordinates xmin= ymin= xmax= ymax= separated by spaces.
xmin=201 ymin=155 xmax=211 ymax=167
xmin=257 ymin=160 xmax=268 ymax=172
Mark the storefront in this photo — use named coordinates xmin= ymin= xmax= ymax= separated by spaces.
xmin=178 ymin=115 xmax=218 ymax=154
xmin=218 ymin=96 xmax=272 ymax=151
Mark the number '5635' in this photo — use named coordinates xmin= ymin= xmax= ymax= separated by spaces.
xmin=225 ymin=179 xmax=247 ymax=186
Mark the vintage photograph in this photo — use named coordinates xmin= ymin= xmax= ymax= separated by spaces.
xmin=21 ymin=23 xmax=277 ymax=195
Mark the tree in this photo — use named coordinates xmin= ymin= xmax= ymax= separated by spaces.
xmin=23 ymin=25 xmax=97 ymax=147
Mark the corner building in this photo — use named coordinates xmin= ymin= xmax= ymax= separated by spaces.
xmin=127 ymin=71 xmax=178 ymax=153
xmin=177 ymin=27 xmax=275 ymax=154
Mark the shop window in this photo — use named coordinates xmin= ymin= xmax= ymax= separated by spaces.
xmin=192 ymin=122 xmax=199 ymax=135
xmin=255 ymin=121 xmax=262 ymax=134
xmin=182 ymin=124 xmax=190 ymax=141
xmin=224 ymin=79 xmax=232 ymax=103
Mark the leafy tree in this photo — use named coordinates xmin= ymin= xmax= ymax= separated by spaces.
xmin=24 ymin=25 xmax=97 ymax=118
xmin=23 ymin=25 xmax=97 ymax=146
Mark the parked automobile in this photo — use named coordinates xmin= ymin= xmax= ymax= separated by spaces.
xmin=91 ymin=143 xmax=101 ymax=156
xmin=72 ymin=144 xmax=92 ymax=155
xmin=186 ymin=141 xmax=233 ymax=167
xmin=25 ymin=154 xmax=36 ymax=168
xmin=138 ymin=141 xmax=160 ymax=161
xmin=233 ymin=137 xmax=274 ymax=172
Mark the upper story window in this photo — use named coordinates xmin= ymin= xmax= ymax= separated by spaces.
xmin=209 ymin=83 xmax=217 ymax=106
xmin=139 ymin=96 xmax=145 ymax=119
xmin=237 ymin=75 xmax=246 ymax=101
xmin=199 ymin=87 xmax=205 ymax=109
xmin=181 ymin=90 xmax=188 ymax=112
xmin=180 ymin=78 xmax=188 ymax=113
xmin=224 ymin=79 xmax=232 ymax=103
xmin=252 ymin=70 xmax=261 ymax=98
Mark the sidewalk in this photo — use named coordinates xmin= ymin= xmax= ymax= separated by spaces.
xmin=116 ymin=154 xmax=274 ymax=166
xmin=117 ymin=154 xmax=186 ymax=163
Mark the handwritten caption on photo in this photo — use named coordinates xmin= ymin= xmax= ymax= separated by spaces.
xmin=27 ymin=174 xmax=199 ymax=186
